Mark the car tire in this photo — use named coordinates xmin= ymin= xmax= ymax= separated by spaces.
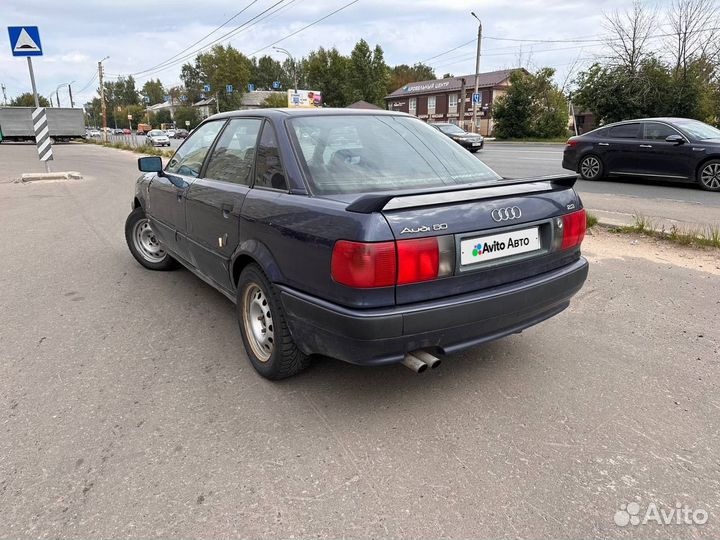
xmin=236 ymin=264 xmax=310 ymax=380
xmin=697 ymin=159 xmax=720 ymax=192
xmin=125 ymin=207 xmax=178 ymax=271
xmin=578 ymin=154 xmax=605 ymax=180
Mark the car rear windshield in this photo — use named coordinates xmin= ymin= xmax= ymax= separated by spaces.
xmin=288 ymin=115 xmax=500 ymax=195
xmin=436 ymin=124 xmax=465 ymax=135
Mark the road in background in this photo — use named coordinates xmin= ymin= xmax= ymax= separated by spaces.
xmin=480 ymin=142 xmax=720 ymax=230
xmin=1 ymin=143 xmax=719 ymax=538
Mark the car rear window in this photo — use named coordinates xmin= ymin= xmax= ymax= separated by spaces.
xmin=288 ymin=115 xmax=500 ymax=195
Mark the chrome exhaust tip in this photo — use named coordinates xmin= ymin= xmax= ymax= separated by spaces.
xmin=410 ymin=350 xmax=442 ymax=369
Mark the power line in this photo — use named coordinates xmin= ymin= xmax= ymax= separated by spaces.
xmin=247 ymin=0 xmax=361 ymax=56
xmin=130 ymin=0 xmax=261 ymax=77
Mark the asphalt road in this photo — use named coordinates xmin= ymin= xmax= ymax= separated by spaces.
xmin=480 ymin=142 xmax=720 ymax=231
xmin=1 ymin=144 xmax=719 ymax=538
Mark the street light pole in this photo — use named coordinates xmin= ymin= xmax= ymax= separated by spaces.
xmin=273 ymin=47 xmax=297 ymax=93
xmin=68 ymin=83 xmax=74 ymax=108
xmin=98 ymin=56 xmax=109 ymax=142
xmin=471 ymin=11 xmax=483 ymax=134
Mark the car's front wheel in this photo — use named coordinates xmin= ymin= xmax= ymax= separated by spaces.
xmin=578 ymin=154 xmax=604 ymax=180
xmin=698 ymin=160 xmax=720 ymax=192
xmin=125 ymin=207 xmax=178 ymax=270
xmin=236 ymin=264 xmax=310 ymax=380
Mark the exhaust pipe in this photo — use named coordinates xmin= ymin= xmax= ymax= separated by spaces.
xmin=401 ymin=353 xmax=428 ymax=373
xmin=411 ymin=350 xmax=442 ymax=369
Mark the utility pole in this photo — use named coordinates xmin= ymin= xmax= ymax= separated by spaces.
xmin=68 ymin=83 xmax=74 ymax=108
xmin=1 ymin=84 xmax=6 ymax=106
xmin=273 ymin=46 xmax=297 ymax=93
xmin=98 ymin=57 xmax=109 ymax=142
xmin=458 ymin=77 xmax=466 ymax=130
xmin=56 ymin=87 xmax=61 ymax=108
xmin=471 ymin=11 xmax=482 ymax=134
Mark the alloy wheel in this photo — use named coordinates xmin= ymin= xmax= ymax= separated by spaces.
xmin=580 ymin=156 xmax=601 ymax=179
xmin=700 ymin=163 xmax=720 ymax=190
xmin=242 ymin=283 xmax=274 ymax=362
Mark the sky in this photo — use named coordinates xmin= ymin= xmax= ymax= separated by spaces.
xmin=1 ymin=0 xmax=670 ymax=107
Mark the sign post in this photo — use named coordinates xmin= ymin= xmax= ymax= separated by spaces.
xmin=8 ymin=26 xmax=51 ymax=172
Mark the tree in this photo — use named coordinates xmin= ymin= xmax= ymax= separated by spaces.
xmin=261 ymin=93 xmax=288 ymax=108
xmin=173 ymin=106 xmax=200 ymax=129
xmin=149 ymin=109 xmax=172 ymax=127
xmin=389 ymin=63 xmax=436 ymax=92
xmin=493 ymin=68 xmax=568 ymax=139
xmin=252 ymin=55 xmax=286 ymax=90
xmin=141 ymin=79 xmax=165 ymax=105
xmin=442 ymin=72 xmax=454 ymax=79
xmin=305 ymin=47 xmax=351 ymax=106
xmin=348 ymin=40 xmax=390 ymax=107
xmin=116 ymin=76 xmax=139 ymax=105
xmin=10 ymin=93 xmax=50 ymax=107
xmin=603 ymin=0 xmax=657 ymax=73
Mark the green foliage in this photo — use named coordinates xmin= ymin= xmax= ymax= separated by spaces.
xmin=141 ymin=79 xmax=165 ymax=105
xmin=574 ymin=57 xmax=719 ymax=125
xmin=493 ymin=68 xmax=569 ymax=139
xmin=10 ymin=93 xmax=50 ymax=107
xmin=389 ymin=63 xmax=436 ymax=93
xmin=149 ymin=109 xmax=172 ymax=127
xmin=305 ymin=47 xmax=351 ymax=107
xmin=173 ymin=106 xmax=201 ymax=129
xmin=252 ymin=55 xmax=286 ymax=90
xmin=261 ymin=93 xmax=288 ymax=108
xmin=182 ymin=45 xmax=253 ymax=113
xmin=348 ymin=40 xmax=390 ymax=107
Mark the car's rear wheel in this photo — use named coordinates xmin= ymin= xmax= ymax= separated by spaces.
xmin=579 ymin=154 xmax=604 ymax=180
xmin=698 ymin=160 xmax=720 ymax=192
xmin=125 ymin=207 xmax=177 ymax=270
xmin=237 ymin=264 xmax=309 ymax=380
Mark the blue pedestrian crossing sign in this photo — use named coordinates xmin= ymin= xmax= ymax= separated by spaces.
xmin=472 ymin=92 xmax=481 ymax=105
xmin=248 ymin=83 xmax=255 ymax=92
xmin=226 ymin=84 xmax=233 ymax=94
xmin=272 ymin=81 xmax=281 ymax=89
xmin=203 ymin=84 xmax=211 ymax=92
xmin=8 ymin=26 xmax=43 ymax=57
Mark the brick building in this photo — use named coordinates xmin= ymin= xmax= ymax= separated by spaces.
xmin=384 ymin=68 xmax=525 ymax=136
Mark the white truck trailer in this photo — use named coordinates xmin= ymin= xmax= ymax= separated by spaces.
xmin=0 ymin=107 xmax=85 ymax=142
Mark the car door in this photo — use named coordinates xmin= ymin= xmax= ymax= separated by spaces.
xmin=638 ymin=122 xmax=693 ymax=179
xmin=184 ymin=118 xmax=263 ymax=290
xmin=146 ymin=120 xmax=225 ymax=260
xmin=603 ymin=123 xmax=643 ymax=174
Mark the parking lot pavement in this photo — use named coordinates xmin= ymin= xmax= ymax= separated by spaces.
xmin=1 ymin=143 xmax=719 ymax=538
xmin=480 ymin=142 xmax=720 ymax=231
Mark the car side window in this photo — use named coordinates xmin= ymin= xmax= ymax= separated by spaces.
xmin=644 ymin=122 xmax=681 ymax=141
xmin=204 ymin=118 xmax=263 ymax=185
xmin=166 ymin=121 xmax=224 ymax=178
xmin=254 ymin=122 xmax=287 ymax=191
xmin=608 ymin=123 xmax=641 ymax=139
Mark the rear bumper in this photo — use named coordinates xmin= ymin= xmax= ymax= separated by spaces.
xmin=562 ymin=151 xmax=578 ymax=172
xmin=279 ymin=257 xmax=589 ymax=365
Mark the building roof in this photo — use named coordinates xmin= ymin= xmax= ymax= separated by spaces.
xmin=346 ymin=100 xmax=383 ymax=110
xmin=241 ymin=90 xmax=285 ymax=107
xmin=385 ymin=68 xmax=522 ymax=99
xmin=193 ymin=97 xmax=216 ymax=107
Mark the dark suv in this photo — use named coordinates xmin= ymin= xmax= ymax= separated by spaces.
xmin=126 ymin=109 xmax=588 ymax=379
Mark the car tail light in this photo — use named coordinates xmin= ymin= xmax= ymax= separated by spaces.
xmin=566 ymin=139 xmax=578 ymax=147
xmin=331 ymin=240 xmax=397 ymax=288
xmin=561 ymin=209 xmax=586 ymax=249
xmin=396 ymin=238 xmax=439 ymax=284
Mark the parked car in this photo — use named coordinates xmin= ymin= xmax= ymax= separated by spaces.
xmin=431 ymin=123 xmax=484 ymax=152
xmin=123 ymin=128 xmax=131 ymax=135
xmin=145 ymin=129 xmax=171 ymax=147
xmin=173 ymin=129 xmax=189 ymax=139
xmin=87 ymin=129 xmax=101 ymax=138
xmin=563 ymin=117 xmax=720 ymax=192
xmin=112 ymin=128 xmax=124 ymax=135
xmin=125 ymin=109 xmax=588 ymax=379
xmin=165 ymin=129 xmax=176 ymax=138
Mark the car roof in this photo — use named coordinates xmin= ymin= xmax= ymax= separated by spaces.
xmin=205 ymin=107 xmax=405 ymax=122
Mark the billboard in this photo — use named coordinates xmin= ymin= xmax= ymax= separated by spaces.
xmin=287 ymin=89 xmax=322 ymax=108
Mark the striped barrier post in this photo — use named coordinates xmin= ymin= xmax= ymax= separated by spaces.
xmin=32 ymin=107 xmax=53 ymax=171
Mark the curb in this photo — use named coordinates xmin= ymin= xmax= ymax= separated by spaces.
xmin=19 ymin=171 xmax=83 ymax=183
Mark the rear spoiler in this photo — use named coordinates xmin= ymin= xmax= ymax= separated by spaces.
xmin=345 ymin=174 xmax=578 ymax=214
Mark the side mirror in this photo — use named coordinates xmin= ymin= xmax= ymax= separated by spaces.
xmin=138 ymin=156 xmax=163 ymax=173
xmin=665 ymin=134 xmax=685 ymax=145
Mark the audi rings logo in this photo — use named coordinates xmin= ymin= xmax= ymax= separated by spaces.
xmin=491 ymin=206 xmax=522 ymax=222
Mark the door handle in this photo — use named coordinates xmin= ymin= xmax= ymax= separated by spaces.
xmin=221 ymin=203 xmax=233 ymax=218
xmin=639 ymin=144 xmax=653 ymax=148
xmin=598 ymin=142 xmax=609 ymax=146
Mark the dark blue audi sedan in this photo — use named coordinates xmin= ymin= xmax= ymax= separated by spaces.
xmin=126 ymin=109 xmax=588 ymax=379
